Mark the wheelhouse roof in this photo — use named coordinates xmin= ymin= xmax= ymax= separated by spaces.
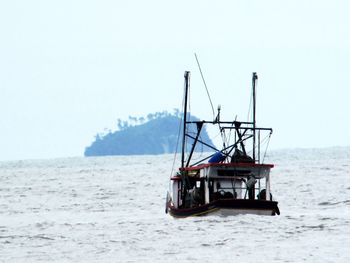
xmin=180 ymin=162 xmax=274 ymax=171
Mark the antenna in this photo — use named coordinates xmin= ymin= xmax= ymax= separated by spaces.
xmin=214 ymin=104 xmax=221 ymax=123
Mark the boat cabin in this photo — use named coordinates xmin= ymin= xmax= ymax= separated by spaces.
xmin=170 ymin=159 xmax=274 ymax=210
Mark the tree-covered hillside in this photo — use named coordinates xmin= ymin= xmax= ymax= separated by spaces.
xmin=84 ymin=111 xmax=214 ymax=156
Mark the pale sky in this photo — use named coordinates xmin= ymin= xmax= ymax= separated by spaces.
xmin=1 ymin=0 xmax=350 ymax=161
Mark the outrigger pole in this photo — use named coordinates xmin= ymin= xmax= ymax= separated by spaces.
xmin=179 ymin=71 xmax=191 ymax=206
xmin=252 ymin=72 xmax=258 ymax=162
xmin=181 ymin=71 xmax=190 ymax=169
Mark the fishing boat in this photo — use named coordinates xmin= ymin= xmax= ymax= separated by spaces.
xmin=165 ymin=71 xmax=280 ymax=217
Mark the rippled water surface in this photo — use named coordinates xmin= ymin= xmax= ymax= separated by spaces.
xmin=1 ymin=148 xmax=350 ymax=262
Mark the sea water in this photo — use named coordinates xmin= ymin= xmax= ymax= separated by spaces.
xmin=1 ymin=148 xmax=350 ymax=262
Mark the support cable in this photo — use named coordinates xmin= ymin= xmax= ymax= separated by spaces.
xmin=262 ymin=131 xmax=272 ymax=164
xmin=194 ymin=53 xmax=215 ymax=120
xmin=170 ymin=79 xmax=187 ymax=179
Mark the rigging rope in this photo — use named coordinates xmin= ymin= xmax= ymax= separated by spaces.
xmin=188 ymin=72 xmax=191 ymax=121
xmin=247 ymin=86 xmax=253 ymax=122
xmin=169 ymin=80 xmax=187 ymax=179
xmin=194 ymin=53 xmax=215 ymax=120
xmin=262 ymin=131 xmax=272 ymax=164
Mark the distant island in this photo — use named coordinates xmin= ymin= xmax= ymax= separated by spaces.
xmin=84 ymin=110 xmax=215 ymax=156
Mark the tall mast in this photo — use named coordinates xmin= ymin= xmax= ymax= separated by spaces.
xmin=252 ymin=72 xmax=258 ymax=162
xmin=181 ymin=71 xmax=190 ymax=169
